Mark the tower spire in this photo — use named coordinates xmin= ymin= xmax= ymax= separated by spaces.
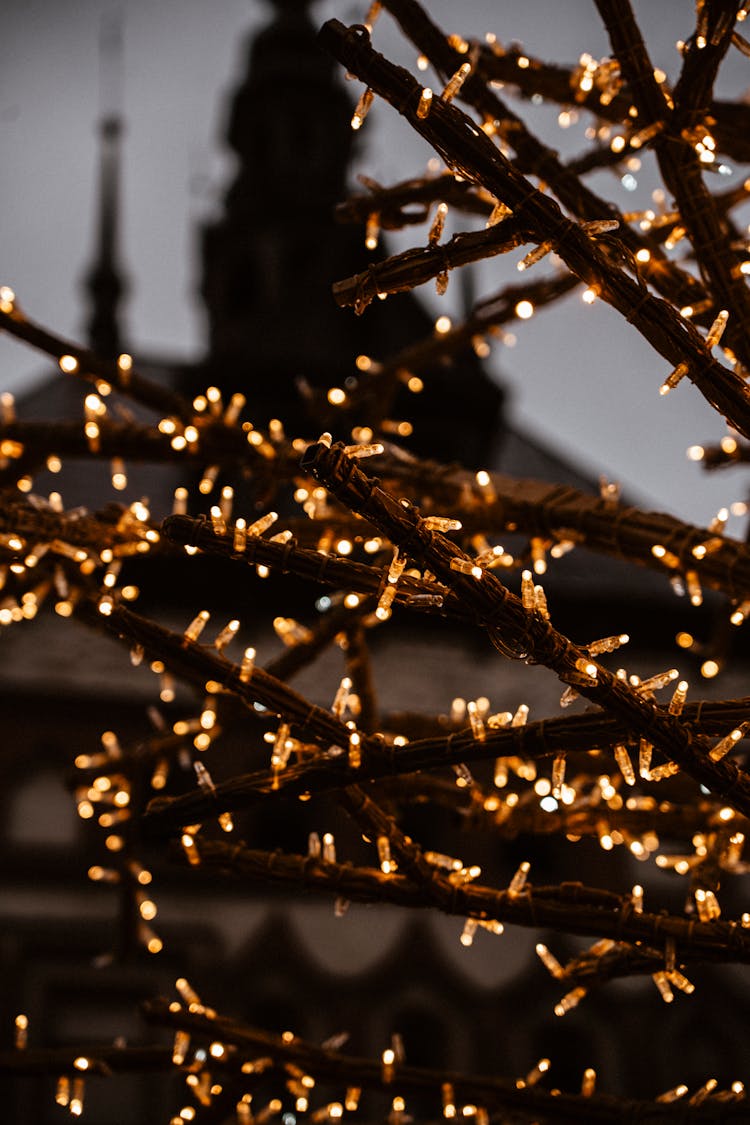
xmin=82 ymin=14 xmax=128 ymax=359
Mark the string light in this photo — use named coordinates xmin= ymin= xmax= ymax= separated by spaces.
xmin=442 ymin=61 xmax=471 ymax=103
xmin=416 ymin=87 xmax=433 ymax=118
xmin=706 ymin=309 xmax=729 ymax=348
xmin=351 ymin=86 xmax=374 ymax=130
xmin=429 ymin=201 xmax=448 ymax=245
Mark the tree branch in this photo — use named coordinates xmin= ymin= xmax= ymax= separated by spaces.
xmin=319 ymin=19 xmax=750 ymax=437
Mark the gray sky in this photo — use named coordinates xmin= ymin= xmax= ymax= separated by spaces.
xmin=2 ymin=1 xmax=749 ymax=527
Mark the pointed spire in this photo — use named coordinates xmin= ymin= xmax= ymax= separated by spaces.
xmin=82 ymin=15 xmax=128 ymax=359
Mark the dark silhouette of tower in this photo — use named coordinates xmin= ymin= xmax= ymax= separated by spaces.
xmin=201 ymin=1 xmax=356 ymax=390
xmin=199 ymin=0 xmax=504 ymax=465
xmin=82 ymin=16 xmax=128 ymax=360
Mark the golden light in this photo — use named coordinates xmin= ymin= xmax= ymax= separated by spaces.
xmin=58 ymin=354 xmax=79 ymax=373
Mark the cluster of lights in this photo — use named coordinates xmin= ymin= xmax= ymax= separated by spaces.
xmin=4 ymin=5 xmax=750 ymax=1114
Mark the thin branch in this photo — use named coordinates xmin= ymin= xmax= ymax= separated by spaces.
xmin=694 ymin=440 xmax=750 ymax=470
xmin=332 ymin=218 xmax=527 ymax=312
xmin=73 ymin=599 xmax=383 ymax=761
xmin=339 ymin=783 xmax=453 ymax=906
xmin=335 ymin=172 xmax=492 ymax=227
xmin=0 ymin=305 xmax=191 ymax=420
xmin=326 ymin=272 xmax=577 ymax=427
xmin=0 ymin=1044 xmax=173 ymax=1076
xmin=0 ymin=416 xmax=259 ymax=481
xmin=166 ymin=839 xmax=750 ymax=968
xmin=387 ymin=773 xmax=750 ymax=844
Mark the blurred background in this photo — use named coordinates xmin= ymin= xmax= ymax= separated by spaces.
xmin=2 ymin=5 xmax=750 ymax=1120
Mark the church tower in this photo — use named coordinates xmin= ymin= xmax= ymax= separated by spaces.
xmin=198 ymin=0 xmax=504 ymax=464
xmin=200 ymin=0 xmax=362 ymax=424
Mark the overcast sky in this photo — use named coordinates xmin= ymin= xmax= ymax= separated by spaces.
xmin=2 ymin=1 xmax=749 ymax=526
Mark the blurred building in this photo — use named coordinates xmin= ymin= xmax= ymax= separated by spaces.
xmin=3 ymin=4 xmax=747 ymax=1123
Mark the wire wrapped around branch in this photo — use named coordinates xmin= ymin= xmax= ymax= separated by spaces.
xmin=141 ymin=694 xmax=750 ymax=832
xmin=167 ymin=838 xmax=750 ymax=969
xmin=161 ymin=513 xmax=456 ymax=618
xmin=301 ymin=439 xmax=750 ymax=815
xmin=356 ymin=451 xmax=750 ymax=602
xmin=163 ymin=454 xmax=750 ymax=604
xmin=8 ymin=417 xmax=750 ymax=607
xmin=335 ymin=172 xmax=493 ymax=227
xmin=332 ymin=216 xmax=527 ymax=311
